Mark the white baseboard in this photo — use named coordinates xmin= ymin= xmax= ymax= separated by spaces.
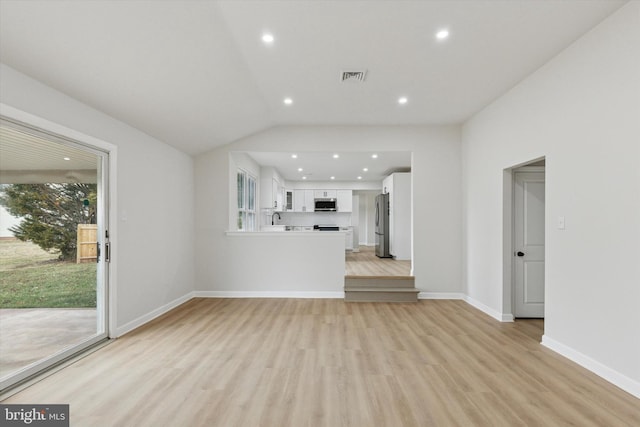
xmin=541 ymin=335 xmax=640 ymax=399
xmin=463 ymin=295 xmax=514 ymax=322
xmin=418 ymin=292 xmax=465 ymax=300
xmin=501 ymin=313 xmax=515 ymax=322
xmin=193 ymin=291 xmax=345 ymax=299
xmin=114 ymin=292 xmax=194 ymax=337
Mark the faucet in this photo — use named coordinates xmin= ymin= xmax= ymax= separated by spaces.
xmin=271 ymin=212 xmax=281 ymax=225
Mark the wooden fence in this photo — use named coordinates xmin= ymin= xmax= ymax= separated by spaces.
xmin=77 ymin=224 xmax=97 ymax=263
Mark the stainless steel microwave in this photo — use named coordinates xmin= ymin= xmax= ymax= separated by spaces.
xmin=314 ymin=198 xmax=337 ymax=212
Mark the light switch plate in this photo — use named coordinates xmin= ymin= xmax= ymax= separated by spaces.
xmin=557 ymin=216 xmax=565 ymax=230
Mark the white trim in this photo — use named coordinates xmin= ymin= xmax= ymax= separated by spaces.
xmin=418 ymin=292 xmax=465 ymax=300
xmin=0 ymin=103 xmax=119 ymax=337
xmin=194 ymin=291 xmax=345 ymax=299
xmin=114 ymin=292 xmax=194 ymax=337
xmin=0 ymin=334 xmax=106 ymax=391
xmin=501 ymin=313 xmax=515 ymax=322
xmin=514 ymin=165 xmax=545 ymax=173
xmin=541 ymin=335 xmax=640 ymax=399
xmin=464 ymin=295 xmax=514 ymax=322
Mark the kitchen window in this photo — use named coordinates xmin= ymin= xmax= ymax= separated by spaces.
xmin=237 ymin=169 xmax=256 ymax=231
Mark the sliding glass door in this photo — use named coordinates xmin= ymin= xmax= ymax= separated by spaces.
xmin=0 ymin=117 xmax=109 ymax=391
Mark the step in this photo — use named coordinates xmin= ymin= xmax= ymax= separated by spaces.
xmin=344 ymin=275 xmax=415 ymax=289
xmin=344 ymin=287 xmax=419 ymax=303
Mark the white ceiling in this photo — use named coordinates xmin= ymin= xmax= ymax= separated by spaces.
xmin=0 ymin=0 xmax=625 ymax=156
xmin=246 ymin=151 xmax=411 ymax=183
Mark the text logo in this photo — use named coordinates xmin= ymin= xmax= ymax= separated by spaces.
xmin=1 ymin=405 xmax=69 ymax=427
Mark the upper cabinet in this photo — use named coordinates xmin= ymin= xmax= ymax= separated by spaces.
xmin=272 ymin=178 xmax=283 ymax=211
xmin=284 ymin=189 xmax=293 ymax=211
xmin=260 ymin=166 xmax=286 ymax=211
xmin=314 ymin=189 xmax=337 ymax=199
xmin=293 ymin=189 xmax=315 ymax=212
xmin=337 ymin=190 xmax=352 ymax=212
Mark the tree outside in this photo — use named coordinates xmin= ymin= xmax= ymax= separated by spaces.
xmin=0 ymin=183 xmax=97 ymax=261
xmin=0 ymin=183 xmax=98 ymax=308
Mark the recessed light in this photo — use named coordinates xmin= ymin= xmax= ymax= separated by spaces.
xmin=436 ymin=29 xmax=449 ymax=40
xmin=357 ymin=176 xmax=362 ymax=180
xmin=291 ymin=154 xmax=297 ymax=159
xmin=333 ymin=154 xmax=339 ymax=159
xmin=63 ymin=157 xmax=71 ymax=161
xmin=398 ymin=97 xmax=408 ymax=105
xmin=283 ymin=97 xmax=293 ymax=105
xmin=262 ymin=33 xmax=274 ymax=44
xmin=302 ymin=176 xmax=307 ymax=180
xmin=371 ymin=154 xmax=378 ymax=159
xmin=330 ymin=176 xmax=335 ymax=180
xmin=298 ymin=167 xmax=303 ymax=172
xmin=363 ymin=168 xmax=368 ymax=172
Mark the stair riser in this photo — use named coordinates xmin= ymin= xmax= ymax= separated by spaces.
xmin=345 ymin=278 xmax=415 ymax=289
xmin=345 ymin=291 xmax=418 ymax=303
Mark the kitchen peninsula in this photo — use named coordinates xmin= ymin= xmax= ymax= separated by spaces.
xmin=225 ymin=229 xmax=346 ymax=297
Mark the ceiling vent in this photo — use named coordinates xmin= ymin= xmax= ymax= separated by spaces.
xmin=340 ymin=69 xmax=367 ymax=83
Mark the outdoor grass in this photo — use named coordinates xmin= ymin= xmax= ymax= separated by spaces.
xmin=0 ymin=239 xmax=96 ymax=308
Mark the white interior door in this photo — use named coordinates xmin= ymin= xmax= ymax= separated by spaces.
xmin=514 ymin=170 xmax=545 ymax=318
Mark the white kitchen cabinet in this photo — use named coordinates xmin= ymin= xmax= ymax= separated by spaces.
xmin=284 ymin=189 xmax=293 ymax=211
xmin=293 ymin=190 xmax=304 ymax=212
xmin=293 ymin=189 xmax=315 ymax=212
xmin=272 ymin=178 xmax=283 ymax=211
xmin=260 ymin=167 xmax=286 ymax=212
xmin=336 ymin=190 xmax=352 ymax=212
xmin=344 ymin=228 xmax=354 ymax=251
xmin=314 ymin=189 xmax=337 ymax=199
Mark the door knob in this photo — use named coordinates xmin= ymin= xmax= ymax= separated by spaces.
xmin=516 ymin=251 xmax=525 ymax=257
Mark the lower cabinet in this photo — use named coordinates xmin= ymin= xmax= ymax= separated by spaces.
xmin=344 ymin=228 xmax=354 ymax=251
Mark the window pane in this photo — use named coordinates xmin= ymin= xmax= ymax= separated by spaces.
xmin=238 ymin=211 xmax=245 ymax=230
xmin=248 ymin=177 xmax=255 ymax=211
xmin=247 ymin=213 xmax=255 ymax=231
xmin=237 ymin=172 xmax=245 ymax=209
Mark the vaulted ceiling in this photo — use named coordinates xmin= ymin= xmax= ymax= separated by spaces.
xmin=0 ymin=0 xmax=625 ymax=155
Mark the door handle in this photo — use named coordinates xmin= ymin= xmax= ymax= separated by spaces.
xmin=516 ymin=251 xmax=525 ymax=257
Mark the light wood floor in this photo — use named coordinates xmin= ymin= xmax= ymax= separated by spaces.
xmin=346 ymin=246 xmax=411 ymax=276
xmin=4 ymin=299 xmax=638 ymax=426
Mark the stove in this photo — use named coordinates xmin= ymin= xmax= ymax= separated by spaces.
xmin=314 ymin=224 xmax=340 ymax=231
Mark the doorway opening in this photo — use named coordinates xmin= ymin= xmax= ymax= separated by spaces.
xmin=0 ymin=117 xmax=111 ymax=392
xmin=503 ymin=158 xmax=546 ymax=321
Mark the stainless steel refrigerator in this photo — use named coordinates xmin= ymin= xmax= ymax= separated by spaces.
xmin=375 ymin=193 xmax=391 ymax=258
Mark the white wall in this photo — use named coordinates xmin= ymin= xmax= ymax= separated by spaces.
xmin=462 ymin=2 xmax=639 ymax=395
xmin=356 ymin=190 xmax=378 ymax=245
xmin=0 ymin=64 xmax=195 ymax=334
xmin=195 ymin=125 xmax=462 ymax=293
